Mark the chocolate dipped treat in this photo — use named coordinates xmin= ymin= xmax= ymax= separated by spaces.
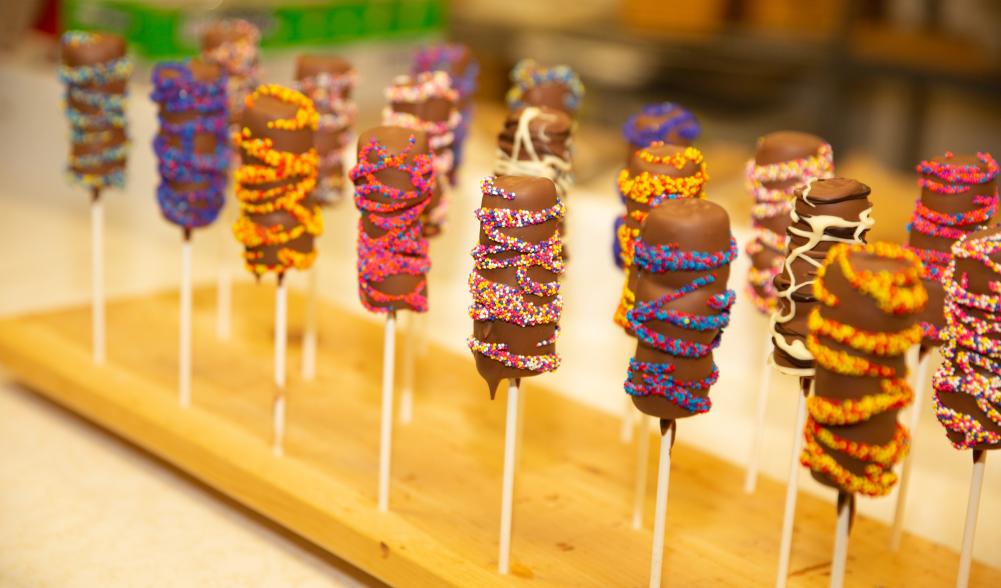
xmin=745 ymin=132 xmax=834 ymax=314
xmin=506 ymin=59 xmax=584 ymax=117
xmin=200 ymin=18 xmax=260 ymax=123
xmin=933 ymin=227 xmax=1001 ymax=450
xmin=625 ymin=198 xmax=737 ymax=421
xmin=232 ymin=85 xmax=321 ymax=276
xmin=151 ymin=59 xmax=228 ymax=231
xmin=59 ymin=31 xmax=131 ymax=193
xmin=907 ymin=152 xmax=999 ymax=347
xmin=412 ymin=44 xmax=478 ymax=183
xmin=350 ymin=126 xmax=434 ymax=314
xmin=494 ymin=106 xmax=574 ymax=198
xmin=802 ymin=242 xmax=926 ymax=496
xmin=295 ymin=54 xmax=357 ymax=205
xmin=622 ymin=102 xmax=700 ymax=161
xmin=770 ymin=177 xmax=873 ymax=377
xmin=383 ymin=71 xmax=458 ymax=236
xmin=468 ymin=176 xmax=565 ymax=398
xmin=614 ymin=145 xmax=708 ymax=330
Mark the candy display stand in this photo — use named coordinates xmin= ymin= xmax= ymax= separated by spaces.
xmin=0 ymin=284 xmax=997 ymax=587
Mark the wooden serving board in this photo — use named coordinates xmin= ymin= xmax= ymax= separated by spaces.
xmin=0 ymin=284 xmax=996 ymax=587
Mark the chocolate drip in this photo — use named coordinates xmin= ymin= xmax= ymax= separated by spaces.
xmin=628 ymin=199 xmax=736 ymax=420
xmin=468 ymin=177 xmax=564 ymax=397
xmin=771 ymin=177 xmax=872 ymax=376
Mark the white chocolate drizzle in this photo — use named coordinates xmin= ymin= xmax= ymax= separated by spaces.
xmin=770 ymin=202 xmax=874 ymax=376
xmin=494 ymin=106 xmax=573 ymax=197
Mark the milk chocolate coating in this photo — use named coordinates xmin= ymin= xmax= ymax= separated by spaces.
xmin=624 ymin=104 xmax=695 ymax=162
xmin=748 ymin=132 xmax=830 ymax=304
xmin=295 ymin=54 xmax=354 ymax=204
xmin=62 ymin=33 xmax=128 ymax=186
xmin=772 ymin=177 xmax=871 ymax=373
xmin=157 ymin=59 xmax=224 ymax=201
xmin=354 ymin=126 xmax=432 ymax=312
xmin=238 ymin=93 xmax=315 ymax=271
xmin=386 ymin=76 xmax=457 ymax=235
xmin=809 ymin=249 xmax=919 ymax=491
xmin=937 ymin=226 xmax=1001 ymax=450
xmin=471 ymin=176 xmax=560 ymax=398
xmin=629 ymin=199 xmax=733 ymax=420
xmin=909 ymin=153 xmax=998 ymax=347
xmin=295 ymin=55 xmax=353 ymax=97
xmin=619 ymin=144 xmax=706 ymax=326
xmin=497 ymin=106 xmax=572 ymax=164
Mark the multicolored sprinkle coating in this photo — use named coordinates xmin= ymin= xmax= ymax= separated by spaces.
xmin=468 ymin=177 xmax=565 ymax=374
xmin=232 ymin=85 xmax=321 ymax=276
xmin=59 ymin=31 xmax=132 ymax=190
xmin=932 ymin=230 xmax=1001 ymax=449
xmin=506 ymin=58 xmax=585 ymax=114
xmin=350 ymin=136 xmax=434 ymax=313
xmin=744 ymin=142 xmax=834 ymax=314
xmin=412 ymin=44 xmax=478 ymax=178
xmin=623 ymin=238 xmax=738 ymax=414
xmin=802 ymin=242 xmax=925 ymax=496
xmin=151 ymin=61 xmax=229 ymax=230
xmin=614 ymin=145 xmax=708 ymax=329
xmin=907 ymin=151 xmax=998 ymax=342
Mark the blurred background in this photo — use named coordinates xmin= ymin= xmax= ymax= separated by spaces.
xmin=1 ymin=1 xmax=1000 ymax=586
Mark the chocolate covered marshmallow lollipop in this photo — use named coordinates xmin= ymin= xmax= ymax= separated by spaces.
xmin=383 ymin=72 xmax=459 ymax=236
xmin=412 ymin=44 xmax=478 ymax=183
xmin=771 ymin=178 xmax=873 ymax=376
xmin=614 ymin=145 xmax=708 ymax=330
xmin=908 ymin=152 xmax=998 ymax=347
xmin=295 ymin=54 xmax=357 ymax=205
xmin=468 ymin=176 xmax=565 ymax=397
xmin=624 ymin=198 xmax=736 ymax=586
xmin=746 ymin=132 xmax=834 ymax=315
xmin=506 ymin=58 xmax=584 ymax=117
xmin=801 ymin=242 xmax=925 ymax=586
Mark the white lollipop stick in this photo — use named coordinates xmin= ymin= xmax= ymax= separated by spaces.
xmin=272 ymin=276 xmax=288 ymax=456
xmin=378 ymin=311 xmax=397 ymax=511
xmin=830 ymin=491 xmax=854 ymax=588
xmin=745 ymin=329 xmax=774 ymax=494
xmin=776 ymin=379 xmax=810 ymax=588
xmin=632 ymin=414 xmax=651 ymax=529
xmin=890 ymin=346 xmax=931 ymax=549
xmin=301 ymin=265 xmax=318 ymax=381
xmin=399 ymin=313 xmax=416 ymax=424
xmin=179 ymin=232 xmax=193 ymax=407
xmin=957 ymin=450 xmax=987 ymax=588
xmin=90 ymin=190 xmax=106 ymax=364
xmin=498 ymin=379 xmax=520 ymax=574
xmin=648 ymin=420 xmax=675 ymax=588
